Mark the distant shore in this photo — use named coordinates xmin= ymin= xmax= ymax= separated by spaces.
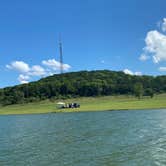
xmin=0 ymin=94 xmax=166 ymax=115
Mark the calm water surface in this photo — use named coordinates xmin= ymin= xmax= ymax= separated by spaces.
xmin=1 ymin=109 xmax=166 ymax=166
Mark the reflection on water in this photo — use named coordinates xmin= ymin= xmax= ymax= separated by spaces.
xmin=1 ymin=110 xmax=166 ymax=166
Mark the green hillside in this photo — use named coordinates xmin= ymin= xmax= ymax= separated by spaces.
xmin=0 ymin=70 xmax=166 ymax=106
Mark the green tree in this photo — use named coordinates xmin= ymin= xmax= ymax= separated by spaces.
xmin=134 ymin=83 xmax=143 ymax=99
xmin=145 ymin=88 xmax=154 ymax=98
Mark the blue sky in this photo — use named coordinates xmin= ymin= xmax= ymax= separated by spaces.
xmin=1 ymin=0 xmax=166 ymax=88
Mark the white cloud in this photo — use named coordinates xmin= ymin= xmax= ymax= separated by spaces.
xmin=140 ymin=18 xmax=166 ymax=73
xmin=139 ymin=54 xmax=150 ymax=61
xmin=157 ymin=21 xmax=162 ymax=29
xmin=158 ymin=67 xmax=166 ymax=72
xmin=134 ymin=71 xmax=142 ymax=76
xmin=162 ymin=18 xmax=166 ymax=32
xmin=18 ymin=74 xmax=30 ymax=84
xmin=123 ymin=69 xmax=134 ymax=75
xmin=141 ymin=30 xmax=166 ymax=63
xmin=139 ymin=18 xmax=166 ymax=74
xmin=6 ymin=59 xmax=71 ymax=84
xmin=29 ymin=65 xmax=46 ymax=76
xmin=6 ymin=61 xmax=30 ymax=73
xmin=123 ymin=69 xmax=142 ymax=76
xmin=42 ymin=59 xmax=71 ymax=71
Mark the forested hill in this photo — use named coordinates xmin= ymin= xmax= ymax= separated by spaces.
xmin=0 ymin=70 xmax=166 ymax=105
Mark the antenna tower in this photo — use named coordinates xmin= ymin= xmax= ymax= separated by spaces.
xmin=59 ymin=35 xmax=63 ymax=74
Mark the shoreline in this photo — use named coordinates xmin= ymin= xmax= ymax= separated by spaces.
xmin=0 ymin=107 xmax=166 ymax=116
xmin=0 ymin=94 xmax=166 ymax=115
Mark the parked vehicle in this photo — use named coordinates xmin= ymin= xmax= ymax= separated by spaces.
xmin=56 ymin=102 xmax=80 ymax=109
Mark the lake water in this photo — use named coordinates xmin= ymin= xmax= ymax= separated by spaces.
xmin=1 ymin=110 xmax=166 ymax=166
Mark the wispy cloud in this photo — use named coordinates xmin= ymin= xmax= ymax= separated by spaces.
xmin=139 ymin=54 xmax=150 ymax=61
xmin=158 ymin=66 xmax=166 ymax=72
xmin=162 ymin=18 xmax=166 ymax=32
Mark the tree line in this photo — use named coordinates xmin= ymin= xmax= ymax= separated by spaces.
xmin=0 ymin=70 xmax=166 ymax=105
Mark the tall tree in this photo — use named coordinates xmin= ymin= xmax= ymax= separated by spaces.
xmin=134 ymin=83 xmax=143 ymax=99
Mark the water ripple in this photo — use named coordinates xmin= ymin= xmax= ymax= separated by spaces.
xmin=1 ymin=110 xmax=166 ymax=165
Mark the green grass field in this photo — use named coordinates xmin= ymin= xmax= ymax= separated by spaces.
xmin=0 ymin=94 xmax=166 ymax=115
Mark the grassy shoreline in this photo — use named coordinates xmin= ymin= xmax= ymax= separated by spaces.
xmin=0 ymin=94 xmax=166 ymax=115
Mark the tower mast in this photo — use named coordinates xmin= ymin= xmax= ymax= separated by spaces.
xmin=59 ymin=35 xmax=63 ymax=74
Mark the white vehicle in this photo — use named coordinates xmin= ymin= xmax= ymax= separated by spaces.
xmin=56 ymin=102 xmax=66 ymax=109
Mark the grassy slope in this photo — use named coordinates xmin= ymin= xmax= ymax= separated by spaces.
xmin=0 ymin=94 xmax=166 ymax=115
